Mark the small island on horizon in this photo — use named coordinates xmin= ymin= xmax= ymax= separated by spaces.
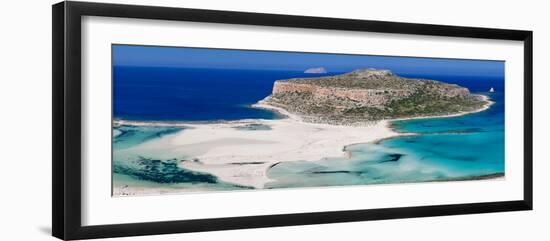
xmin=303 ymin=67 xmax=328 ymax=74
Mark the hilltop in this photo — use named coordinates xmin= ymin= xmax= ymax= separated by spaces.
xmin=257 ymin=69 xmax=489 ymax=124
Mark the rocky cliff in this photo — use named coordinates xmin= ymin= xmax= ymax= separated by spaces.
xmin=258 ymin=69 xmax=488 ymax=124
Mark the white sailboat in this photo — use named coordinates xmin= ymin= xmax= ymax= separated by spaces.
xmin=489 ymin=87 xmax=495 ymax=93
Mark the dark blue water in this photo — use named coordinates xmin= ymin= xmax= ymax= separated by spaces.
xmin=113 ymin=66 xmax=337 ymax=121
xmin=114 ymin=67 xmax=503 ymax=122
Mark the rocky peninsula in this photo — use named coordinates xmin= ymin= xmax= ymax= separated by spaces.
xmin=257 ymin=69 xmax=490 ymax=125
xmin=113 ymin=69 xmax=496 ymax=194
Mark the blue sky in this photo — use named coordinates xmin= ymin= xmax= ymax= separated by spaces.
xmin=113 ymin=44 xmax=504 ymax=77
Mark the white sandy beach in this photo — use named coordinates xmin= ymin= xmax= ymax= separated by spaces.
xmin=130 ymin=117 xmax=400 ymax=189
xmin=113 ymin=94 xmax=493 ymax=191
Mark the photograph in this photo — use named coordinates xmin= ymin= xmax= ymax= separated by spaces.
xmin=0 ymin=0 xmax=541 ymax=240
xmin=112 ymin=45 xmax=505 ymax=196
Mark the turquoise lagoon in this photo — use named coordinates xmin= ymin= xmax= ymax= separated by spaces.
xmin=113 ymin=90 xmax=504 ymax=192
xmin=113 ymin=125 xmax=251 ymax=192
xmin=266 ymin=86 xmax=505 ymax=188
xmin=266 ymin=98 xmax=504 ymax=188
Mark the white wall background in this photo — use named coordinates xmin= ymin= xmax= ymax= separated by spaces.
xmin=0 ymin=0 xmax=547 ymax=240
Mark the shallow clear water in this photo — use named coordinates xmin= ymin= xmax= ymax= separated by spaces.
xmin=112 ymin=125 xmax=250 ymax=192
xmin=266 ymin=91 xmax=504 ymax=188
xmin=112 ymin=68 xmax=505 ymax=192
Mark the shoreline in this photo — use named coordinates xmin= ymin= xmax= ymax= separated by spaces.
xmin=113 ymin=93 xmax=495 ymax=192
xmin=113 ymin=117 xmax=281 ymax=127
xmin=251 ymin=101 xmax=303 ymax=122
xmin=113 ymin=94 xmax=493 ymax=128
xmin=115 ymin=117 xmax=402 ymax=189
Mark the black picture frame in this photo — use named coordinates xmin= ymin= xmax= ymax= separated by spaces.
xmin=52 ymin=1 xmax=533 ymax=240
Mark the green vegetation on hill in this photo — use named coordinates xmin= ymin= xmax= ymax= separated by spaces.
xmin=261 ymin=69 xmax=489 ymax=124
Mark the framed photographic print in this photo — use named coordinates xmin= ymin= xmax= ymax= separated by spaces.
xmin=52 ymin=1 xmax=533 ymax=240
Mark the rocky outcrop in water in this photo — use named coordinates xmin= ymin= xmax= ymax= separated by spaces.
xmin=304 ymin=67 xmax=328 ymax=73
xmin=259 ymin=69 xmax=488 ymax=124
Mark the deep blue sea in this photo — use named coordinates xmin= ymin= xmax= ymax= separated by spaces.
xmin=113 ymin=66 xmax=503 ymax=122
xmin=113 ymin=66 xmax=340 ymax=121
xmin=113 ymin=66 xmax=505 ymax=190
